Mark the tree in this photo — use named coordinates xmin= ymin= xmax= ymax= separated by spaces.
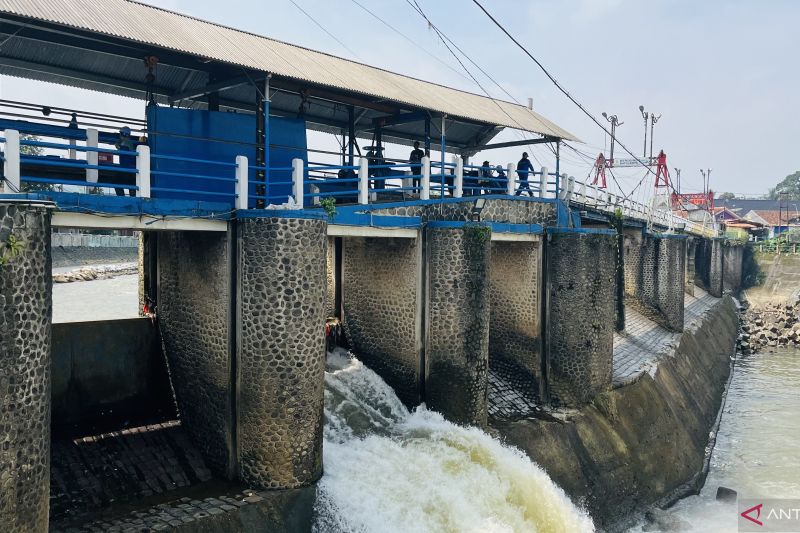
xmin=768 ymin=170 xmax=800 ymax=200
xmin=18 ymin=134 xmax=54 ymax=193
xmin=718 ymin=192 xmax=737 ymax=200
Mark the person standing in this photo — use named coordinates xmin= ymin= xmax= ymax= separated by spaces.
xmin=516 ymin=152 xmax=535 ymax=196
xmin=408 ymin=141 xmax=425 ymax=191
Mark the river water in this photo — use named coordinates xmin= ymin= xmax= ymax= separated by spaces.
xmin=53 ymin=274 xmax=800 ymax=532
xmin=629 ymin=349 xmax=800 ymax=532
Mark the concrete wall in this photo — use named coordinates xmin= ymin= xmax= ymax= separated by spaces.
xmin=236 ymin=216 xmax=327 ymax=489
xmin=488 ymin=240 xmax=543 ymax=397
xmin=342 ymin=236 xmax=423 ymax=407
xmin=545 ymin=229 xmax=615 ymax=407
xmin=157 ymin=230 xmax=235 ymax=479
xmin=0 ymin=203 xmax=52 ymax=532
xmin=496 ymin=296 xmax=738 ymax=528
xmin=425 ymin=224 xmax=491 ymax=426
xmin=51 ymin=318 xmax=176 ymax=436
xmin=723 ymin=245 xmax=744 ymax=294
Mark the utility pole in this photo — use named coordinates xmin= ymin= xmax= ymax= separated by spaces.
xmin=673 ymin=167 xmax=681 ymax=195
xmin=639 ymin=105 xmax=648 ymax=158
xmin=601 ymin=112 xmax=623 ymax=164
xmin=649 ymin=113 xmax=661 ymax=159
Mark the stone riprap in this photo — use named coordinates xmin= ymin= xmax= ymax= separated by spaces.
xmin=236 ymin=217 xmax=327 ymax=489
xmin=52 ymin=262 xmax=137 ymax=283
xmin=738 ymin=298 xmax=800 ymax=353
xmin=545 ymin=229 xmax=616 ymax=407
xmin=342 ymin=236 xmax=422 ymax=407
xmin=157 ymin=231 xmax=235 ymax=479
xmin=425 ymin=224 xmax=491 ymax=426
xmin=488 ymin=240 xmax=543 ymax=398
xmin=0 ymin=203 xmax=52 ymax=533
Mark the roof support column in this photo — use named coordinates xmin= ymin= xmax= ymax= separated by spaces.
xmin=255 ymin=74 xmax=271 ymax=209
xmin=348 ymin=105 xmax=355 ymax=167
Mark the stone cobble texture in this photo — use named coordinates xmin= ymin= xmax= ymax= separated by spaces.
xmin=157 ymin=231 xmax=234 ymax=479
xmin=373 ymin=198 xmax=558 ymax=226
xmin=236 ymin=217 xmax=326 ymax=489
xmin=708 ymin=238 xmax=724 ymax=297
xmin=488 ymin=240 xmax=542 ymax=398
xmin=325 ymin=236 xmax=336 ymax=317
xmin=342 ymin=236 xmax=422 ymax=407
xmin=0 ymin=203 xmax=52 ymax=533
xmin=545 ymin=231 xmax=615 ymax=407
xmin=685 ymin=237 xmax=696 ymax=296
xmin=425 ymin=225 xmax=491 ymax=426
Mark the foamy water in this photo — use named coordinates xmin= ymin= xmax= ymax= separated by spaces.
xmin=315 ymin=350 xmax=595 ymax=533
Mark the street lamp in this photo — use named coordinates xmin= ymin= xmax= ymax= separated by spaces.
xmin=649 ymin=113 xmax=661 ymax=159
xmin=601 ymin=112 xmax=623 ymax=164
xmin=639 ymin=105 xmax=648 ymax=158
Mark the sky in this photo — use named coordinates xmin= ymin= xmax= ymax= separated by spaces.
xmin=1 ymin=0 xmax=798 ymax=198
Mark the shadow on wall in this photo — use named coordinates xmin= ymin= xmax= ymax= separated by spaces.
xmin=742 ymin=245 xmax=765 ymax=289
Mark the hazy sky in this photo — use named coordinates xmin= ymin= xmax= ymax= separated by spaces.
xmin=2 ymin=0 xmax=797 ymax=197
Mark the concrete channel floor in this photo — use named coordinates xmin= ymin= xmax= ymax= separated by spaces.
xmin=612 ymin=287 xmax=720 ymax=387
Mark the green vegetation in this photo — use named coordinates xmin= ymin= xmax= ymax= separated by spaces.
xmin=464 ymin=224 xmax=491 ymax=245
xmin=320 ymin=197 xmax=337 ymax=220
xmin=717 ymin=192 xmax=737 ymax=200
xmin=0 ymin=234 xmax=25 ymax=266
xmin=768 ymin=170 xmax=800 ymax=200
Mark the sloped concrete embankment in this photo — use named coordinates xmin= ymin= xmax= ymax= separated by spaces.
xmin=494 ymin=296 xmax=738 ymax=527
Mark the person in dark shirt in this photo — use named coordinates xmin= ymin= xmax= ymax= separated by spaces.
xmin=409 ymin=141 xmax=425 ymax=191
xmin=516 ymin=152 xmax=535 ymax=196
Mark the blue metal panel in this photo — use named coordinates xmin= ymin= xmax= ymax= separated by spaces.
xmin=263 ymin=116 xmax=307 ymax=206
xmin=41 ymin=191 xmax=234 ymax=218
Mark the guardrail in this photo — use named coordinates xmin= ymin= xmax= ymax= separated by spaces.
xmin=571 ymin=179 xmax=717 ymax=237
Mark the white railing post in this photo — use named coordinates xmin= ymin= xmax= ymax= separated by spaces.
xmin=292 ymin=157 xmax=304 ymax=209
xmin=3 ymin=129 xmax=20 ymax=193
xmin=86 ymin=128 xmax=99 ymax=184
xmin=506 ymin=163 xmax=516 ymax=196
xmin=567 ymin=175 xmax=575 ymax=201
xmin=235 ymin=155 xmax=248 ymax=210
xmin=578 ymin=182 xmax=587 ymax=203
xmin=135 ymin=144 xmax=150 ymax=198
xmin=420 ymin=156 xmax=430 ymax=200
xmin=539 ymin=166 xmax=548 ymax=198
xmin=454 ymin=156 xmax=464 ymax=198
xmin=358 ymin=157 xmax=369 ymax=205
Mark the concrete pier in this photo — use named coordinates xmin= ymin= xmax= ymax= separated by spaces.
xmin=544 ymin=229 xmax=616 ymax=407
xmin=624 ymin=231 xmax=687 ymax=332
xmin=709 ymin=238 xmax=725 ymax=297
xmin=685 ymin=237 xmax=696 ymax=296
xmin=236 ymin=215 xmax=327 ymax=489
xmin=0 ymin=202 xmax=52 ymax=532
xmin=723 ymin=244 xmax=744 ymax=294
xmin=425 ymin=223 xmax=491 ymax=426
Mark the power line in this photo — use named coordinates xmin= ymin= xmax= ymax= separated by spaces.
xmin=346 ymin=0 xmax=471 ymax=82
xmin=470 ymin=0 xmax=681 ymax=202
xmin=287 ymin=0 xmax=362 ymax=60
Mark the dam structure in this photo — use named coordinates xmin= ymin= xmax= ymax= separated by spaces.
xmin=0 ymin=1 xmax=742 ymax=531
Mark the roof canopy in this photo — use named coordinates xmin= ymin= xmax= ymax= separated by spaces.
xmin=0 ymin=0 xmax=577 ymax=154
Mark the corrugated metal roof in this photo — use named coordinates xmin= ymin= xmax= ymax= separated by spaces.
xmin=0 ymin=0 xmax=578 ymax=141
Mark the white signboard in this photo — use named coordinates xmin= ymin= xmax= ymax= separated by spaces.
xmin=612 ymin=157 xmax=652 ymax=167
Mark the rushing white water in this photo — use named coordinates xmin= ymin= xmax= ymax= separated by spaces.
xmin=315 ymin=349 xmax=595 ymax=533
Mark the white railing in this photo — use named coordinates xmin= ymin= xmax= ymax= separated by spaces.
xmin=571 ymin=179 xmax=717 ymax=237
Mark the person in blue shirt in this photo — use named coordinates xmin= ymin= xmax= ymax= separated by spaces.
xmin=516 ymin=152 xmax=535 ymax=196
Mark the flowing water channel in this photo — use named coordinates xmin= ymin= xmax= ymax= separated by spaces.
xmin=629 ymin=349 xmax=800 ymax=532
xmin=54 ymin=274 xmax=800 ymax=532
